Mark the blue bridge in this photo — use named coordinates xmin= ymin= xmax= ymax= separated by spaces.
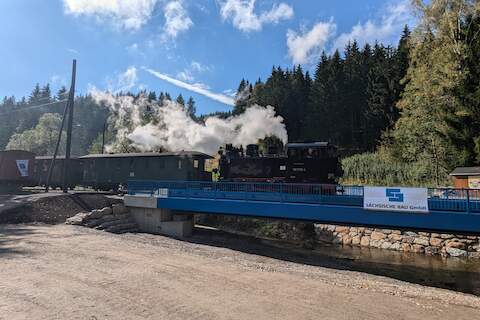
xmin=126 ymin=180 xmax=480 ymax=235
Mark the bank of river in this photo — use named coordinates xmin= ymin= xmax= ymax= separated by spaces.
xmin=195 ymin=225 xmax=480 ymax=296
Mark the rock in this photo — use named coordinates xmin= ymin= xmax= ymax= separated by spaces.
xmin=349 ymin=227 xmax=358 ymax=233
xmin=418 ymin=232 xmax=430 ymax=237
xmin=371 ymin=231 xmax=387 ymax=240
xmin=468 ymin=252 xmax=480 ymax=259
xmin=357 ymin=227 xmax=366 ymax=232
xmin=429 ymin=238 xmax=443 ymax=247
xmin=348 ymin=231 xmax=358 ymax=237
xmin=342 ymin=236 xmax=352 ymax=245
xmin=84 ymin=218 xmax=102 ymax=228
xmin=467 ymin=236 xmax=478 ymax=240
xmin=316 ymin=232 xmax=334 ymax=243
xmin=65 ymin=212 xmax=89 ymax=225
xmin=370 ymin=240 xmax=382 ymax=248
xmin=459 ymin=239 xmax=475 ymax=245
xmin=403 ymin=231 xmax=418 ymax=237
xmin=381 ymin=242 xmax=392 ymax=250
xmin=412 ymin=244 xmax=425 ymax=253
xmin=402 ymin=243 xmax=411 ymax=252
xmin=446 ymin=241 xmax=466 ymax=250
xmin=332 ymin=237 xmax=342 ymax=245
xmin=402 ymin=236 xmax=415 ymax=244
xmin=98 ymin=218 xmax=134 ymax=230
xmin=390 ymin=242 xmax=402 ymax=251
xmin=414 ymin=237 xmax=430 ymax=246
xmin=351 ymin=236 xmax=361 ymax=246
xmin=473 ymin=245 xmax=480 ymax=252
xmin=388 ymin=234 xmax=403 ymax=242
xmin=112 ymin=204 xmax=128 ymax=215
xmin=430 ymin=233 xmax=440 ymax=238
xmin=446 ymin=247 xmax=468 ymax=257
xmin=377 ymin=229 xmax=392 ymax=234
xmin=425 ymin=246 xmax=439 ymax=255
xmin=440 ymin=234 xmax=454 ymax=239
xmin=391 ymin=230 xmax=402 ymax=235
xmin=335 ymin=226 xmax=349 ymax=233
xmin=364 ymin=229 xmax=372 ymax=235
xmin=99 ymin=207 xmax=112 ymax=215
xmin=86 ymin=209 xmax=104 ymax=220
xmin=360 ymin=236 xmax=370 ymax=246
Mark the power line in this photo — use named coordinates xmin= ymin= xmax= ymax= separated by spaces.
xmin=0 ymin=99 xmax=68 ymax=116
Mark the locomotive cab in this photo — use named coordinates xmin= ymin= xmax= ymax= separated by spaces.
xmin=285 ymin=142 xmax=339 ymax=183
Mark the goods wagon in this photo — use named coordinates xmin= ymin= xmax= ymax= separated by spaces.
xmin=80 ymin=151 xmax=212 ymax=190
xmin=33 ymin=156 xmax=84 ymax=189
xmin=0 ymin=150 xmax=35 ymax=191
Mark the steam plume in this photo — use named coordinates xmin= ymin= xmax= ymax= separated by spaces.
xmin=91 ymin=89 xmax=288 ymax=155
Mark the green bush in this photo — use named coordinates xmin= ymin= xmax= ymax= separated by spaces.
xmin=340 ymin=153 xmax=450 ymax=187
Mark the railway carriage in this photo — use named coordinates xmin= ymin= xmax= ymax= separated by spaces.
xmin=80 ymin=151 xmax=212 ymax=191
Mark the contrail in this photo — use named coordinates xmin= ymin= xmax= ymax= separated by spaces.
xmin=143 ymin=67 xmax=235 ymax=106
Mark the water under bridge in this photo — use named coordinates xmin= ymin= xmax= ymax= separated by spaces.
xmin=124 ymin=180 xmax=480 ymax=237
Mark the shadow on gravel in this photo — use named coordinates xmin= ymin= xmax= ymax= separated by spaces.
xmin=0 ymin=225 xmax=43 ymax=257
xmin=186 ymin=227 xmax=480 ymax=296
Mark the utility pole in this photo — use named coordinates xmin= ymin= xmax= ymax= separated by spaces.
xmin=62 ymin=59 xmax=77 ymax=193
xmin=101 ymin=119 xmax=107 ymax=154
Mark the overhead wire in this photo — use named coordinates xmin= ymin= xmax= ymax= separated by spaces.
xmin=0 ymin=99 xmax=68 ymax=116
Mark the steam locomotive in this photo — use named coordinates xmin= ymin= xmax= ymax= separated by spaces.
xmin=217 ymin=142 xmax=341 ymax=184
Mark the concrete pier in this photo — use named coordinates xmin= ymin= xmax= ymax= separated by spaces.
xmin=124 ymin=195 xmax=193 ymax=237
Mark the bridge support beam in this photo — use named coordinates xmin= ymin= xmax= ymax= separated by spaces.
xmin=124 ymin=195 xmax=193 ymax=237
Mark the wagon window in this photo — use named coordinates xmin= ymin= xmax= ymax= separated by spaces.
xmin=193 ymin=159 xmax=199 ymax=168
xmin=178 ymin=159 xmax=182 ymax=169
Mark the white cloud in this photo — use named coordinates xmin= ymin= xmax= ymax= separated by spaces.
xmin=176 ymin=61 xmax=210 ymax=82
xmin=332 ymin=0 xmax=413 ymax=51
xmin=286 ymin=21 xmax=336 ymax=64
xmin=163 ymin=0 xmax=193 ymax=38
xmin=220 ymin=0 xmax=293 ymax=32
xmin=63 ymin=0 xmax=159 ymax=31
xmin=144 ymin=67 xmax=235 ymax=106
xmin=111 ymin=66 xmax=138 ymax=93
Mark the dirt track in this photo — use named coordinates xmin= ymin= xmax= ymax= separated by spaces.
xmin=1 ymin=224 xmax=480 ymax=320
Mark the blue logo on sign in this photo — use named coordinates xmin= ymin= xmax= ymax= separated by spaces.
xmin=386 ymin=188 xmax=404 ymax=202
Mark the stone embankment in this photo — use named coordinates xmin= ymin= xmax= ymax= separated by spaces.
xmin=66 ymin=204 xmax=138 ymax=234
xmin=315 ymin=224 xmax=480 ymax=258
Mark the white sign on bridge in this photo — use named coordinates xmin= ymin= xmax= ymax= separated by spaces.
xmin=363 ymin=186 xmax=429 ymax=213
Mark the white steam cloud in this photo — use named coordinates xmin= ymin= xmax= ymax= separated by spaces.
xmin=91 ymin=89 xmax=287 ymax=155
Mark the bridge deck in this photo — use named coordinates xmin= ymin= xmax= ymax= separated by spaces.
xmin=127 ymin=181 xmax=480 ymax=234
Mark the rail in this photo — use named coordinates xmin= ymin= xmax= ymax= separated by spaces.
xmin=127 ymin=180 xmax=480 ymax=214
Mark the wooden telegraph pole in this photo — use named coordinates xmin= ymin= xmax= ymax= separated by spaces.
xmin=62 ymin=59 xmax=77 ymax=193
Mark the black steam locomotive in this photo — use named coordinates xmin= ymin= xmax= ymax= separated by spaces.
xmin=218 ymin=142 xmax=341 ymax=184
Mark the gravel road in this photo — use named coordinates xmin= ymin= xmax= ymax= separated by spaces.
xmin=1 ymin=224 xmax=479 ymax=320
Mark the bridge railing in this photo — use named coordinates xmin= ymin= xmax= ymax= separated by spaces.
xmin=127 ymin=180 xmax=480 ymax=213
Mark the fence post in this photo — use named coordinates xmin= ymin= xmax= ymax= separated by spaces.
xmin=466 ymin=189 xmax=470 ymax=214
xmin=280 ymin=183 xmax=284 ymax=202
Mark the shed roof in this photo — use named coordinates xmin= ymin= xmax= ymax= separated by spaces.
xmin=79 ymin=151 xmax=212 ymax=159
xmin=450 ymin=167 xmax=480 ymax=176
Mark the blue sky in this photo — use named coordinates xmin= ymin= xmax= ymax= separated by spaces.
xmin=0 ymin=0 xmax=415 ymax=114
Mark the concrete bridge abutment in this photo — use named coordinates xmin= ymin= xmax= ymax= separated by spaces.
xmin=124 ymin=195 xmax=194 ymax=237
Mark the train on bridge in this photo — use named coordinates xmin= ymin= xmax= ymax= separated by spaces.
xmin=0 ymin=141 xmax=340 ymax=191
